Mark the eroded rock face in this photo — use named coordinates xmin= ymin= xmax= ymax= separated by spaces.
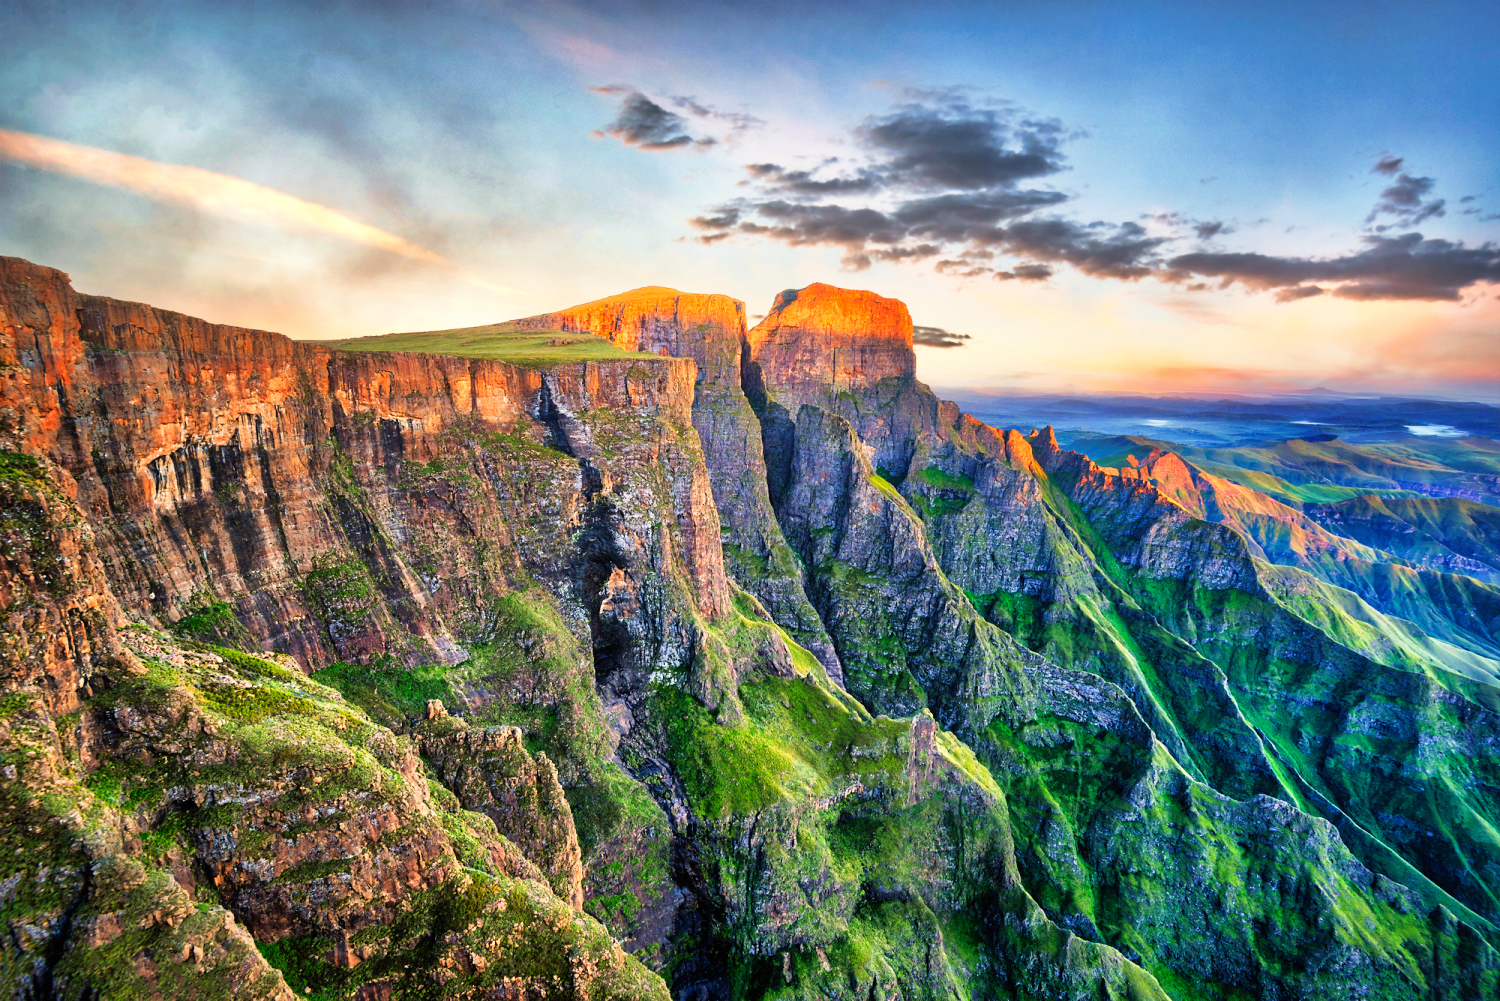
xmin=0 ymin=257 xmax=732 ymax=680
xmin=418 ymin=714 xmax=585 ymax=909
xmin=515 ymin=285 xmax=846 ymax=682
xmin=8 ymin=256 xmax=1500 ymax=1000
xmin=514 ymin=286 xmax=745 ymax=386
xmin=0 ymin=260 xmax=130 ymax=716
xmin=745 ymin=282 xmax=941 ymax=485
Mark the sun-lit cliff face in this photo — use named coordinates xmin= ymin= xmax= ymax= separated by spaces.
xmin=745 ymin=282 xmax=915 ymax=394
xmin=512 ymin=285 xmax=748 ymax=386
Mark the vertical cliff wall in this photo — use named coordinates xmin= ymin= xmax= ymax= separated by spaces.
xmin=7 ymin=259 xmax=1500 ymax=1000
xmin=1 ymin=259 xmax=738 ymax=685
xmin=744 ymin=282 xmax=942 ymax=484
xmin=514 ymin=287 xmax=845 ymax=681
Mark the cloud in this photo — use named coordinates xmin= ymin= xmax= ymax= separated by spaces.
xmin=590 ymin=87 xmax=715 ymax=150
xmin=988 ymin=219 xmax=1165 ymax=279
xmin=854 ymin=102 xmax=1066 ymax=190
xmin=742 ymin=162 xmax=884 ymax=195
xmin=892 ymin=188 xmax=1071 ymax=240
xmin=1273 ymin=285 xmax=1326 ymax=303
xmin=0 ymin=128 xmax=448 ymax=266
xmin=1166 ymin=233 xmax=1500 ymax=302
xmin=669 ymin=96 xmax=763 ymax=133
xmin=1366 ymin=160 xmax=1445 ymax=229
xmin=736 ymin=99 xmax=1067 ymax=198
xmin=693 ymin=103 xmax=1494 ymax=303
xmin=912 ymin=324 xmax=971 ymax=347
xmin=995 ymin=263 xmax=1053 ymax=281
xmin=934 ymin=259 xmax=993 ymax=278
xmin=692 ymin=95 xmax=1109 ymax=272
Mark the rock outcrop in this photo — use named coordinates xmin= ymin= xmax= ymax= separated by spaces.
xmin=745 ymin=283 xmax=915 ymax=392
xmin=418 ymin=712 xmax=585 ymax=909
xmin=0 ymin=256 xmax=736 ymax=684
xmin=745 ymin=282 xmax=942 ymax=485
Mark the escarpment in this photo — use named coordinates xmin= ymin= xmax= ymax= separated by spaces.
xmin=2 ymin=259 xmax=732 ymax=683
xmin=5 ymin=260 xmax=1500 ymax=1000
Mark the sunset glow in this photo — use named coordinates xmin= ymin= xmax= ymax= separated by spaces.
xmin=1 ymin=1 xmax=1495 ymax=397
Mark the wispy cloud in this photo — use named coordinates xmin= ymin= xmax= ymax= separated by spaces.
xmin=0 ymin=129 xmax=515 ymax=294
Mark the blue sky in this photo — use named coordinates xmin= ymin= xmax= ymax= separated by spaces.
xmin=2 ymin=0 xmax=1497 ymax=397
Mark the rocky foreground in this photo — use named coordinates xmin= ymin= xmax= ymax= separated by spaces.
xmin=2 ymin=257 xmax=1500 ymax=998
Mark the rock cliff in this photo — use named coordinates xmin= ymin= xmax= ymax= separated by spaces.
xmin=5 ymin=260 xmax=1500 ymax=999
xmin=513 ymin=286 xmax=845 ymax=683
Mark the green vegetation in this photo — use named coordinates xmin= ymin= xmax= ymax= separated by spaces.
xmin=312 ymin=659 xmax=460 ymax=729
xmin=171 ymin=597 xmax=257 ymax=650
xmin=328 ymin=322 xmax=646 ymax=368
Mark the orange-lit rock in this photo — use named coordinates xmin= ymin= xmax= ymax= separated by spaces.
xmin=513 ymin=286 xmax=747 ymax=386
xmin=745 ymin=283 xmax=915 ymax=395
xmin=0 ymin=257 xmax=733 ymax=680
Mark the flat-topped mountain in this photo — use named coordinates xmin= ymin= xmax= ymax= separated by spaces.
xmin=747 ymin=282 xmax=916 ymax=393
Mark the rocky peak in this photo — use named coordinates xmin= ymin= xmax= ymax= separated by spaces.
xmin=512 ymin=286 xmax=748 ymax=386
xmin=1026 ymin=425 xmax=1062 ymax=456
xmin=744 ymin=283 xmax=915 ymax=396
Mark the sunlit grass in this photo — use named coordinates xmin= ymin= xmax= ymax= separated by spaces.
xmin=329 ymin=322 xmax=645 ymax=367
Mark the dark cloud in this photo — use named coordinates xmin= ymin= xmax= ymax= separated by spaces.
xmin=912 ymin=324 xmax=972 ymax=347
xmin=690 ymin=206 xmax=742 ymax=229
xmin=736 ymin=100 xmax=1065 ymax=198
xmin=590 ymin=87 xmax=715 ymax=150
xmin=692 ymin=104 xmax=1492 ymax=303
xmin=893 ymin=188 xmax=1071 ymax=241
xmin=669 ymin=96 xmax=764 ymax=133
xmin=1366 ymin=166 xmax=1445 ymax=229
xmin=1166 ymin=233 xmax=1500 ymax=302
xmin=995 ymin=263 xmax=1053 ymax=281
xmin=988 ymin=219 xmax=1166 ymax=279
xmin=935 ymin=259 xmax=993 ymax=278
xmin=1273 ymin=285 xmax=1326 ymax=303
xmin=696 ymin=191 xmax=1158 ymax=274
xmin=737 ymin=200 xmax=906 ymax=250
xmin=692 ymin=95 xmax=1095 ymax=272
xmin=743 ymin=162 xmax=883 ymax=195
xmin=855 ymin=103 xmax=1066 ymax=190
xmin=1461 ymin=195 xmax=1477 ymax=203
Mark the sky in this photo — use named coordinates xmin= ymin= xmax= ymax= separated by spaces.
xmin=2 ymin=0 xmax=1498 ymax=400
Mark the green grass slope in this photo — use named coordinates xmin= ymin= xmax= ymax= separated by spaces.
xmin=327 ymin=322 xmax=642 ymax=367
xmin=1307 ymin=494 xmax=1500 ymax=582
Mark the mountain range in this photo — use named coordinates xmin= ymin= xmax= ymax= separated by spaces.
xmin=3 ymin=258 xmax=1500 ymax=999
